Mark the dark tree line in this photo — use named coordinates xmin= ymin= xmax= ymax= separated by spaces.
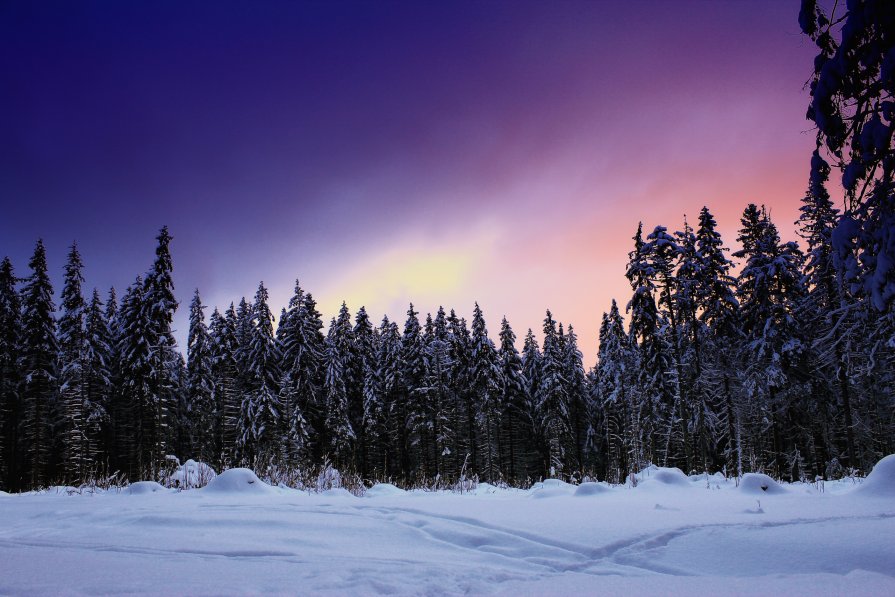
xmin=1 ymin=192 xmax=892 ymax=493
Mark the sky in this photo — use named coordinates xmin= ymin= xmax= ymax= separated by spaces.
xmin=0 ymin=1 xmax=822 ymax=365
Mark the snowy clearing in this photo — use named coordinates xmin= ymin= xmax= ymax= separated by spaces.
xmin=1 ymin=460 xmax=894 ymax=596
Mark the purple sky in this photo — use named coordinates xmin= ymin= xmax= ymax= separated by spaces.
xmin=0 ymin=1 xmax=820 ymax=364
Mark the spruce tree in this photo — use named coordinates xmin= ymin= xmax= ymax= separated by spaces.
xmin=520 ymin=328 xmax=542 ymax=477
xmin=83 ymin=289 xmax=111 ymax=471
xmin=20 ymin=240 xmax=58 ymax=487
xmin=140 ymin=227 xmax=178 ymax=478
xmin=538 ymin=310 xmax=569 ymax=477
xmin=419 ymin=307 xmax=455 ymax=479
xmin=352 ymin=306 xmax=375 ymax=475
xmin=323 ymin=318 xmax=354 ymax=468
xmin=0 ymin=257 xmax=22 ymax=491
xmin=118 ymin=277 xmax=148 ymax=478
xmin=238 ymin=282 xmax=281 ymax=466
xmin=186 ymin=290 xmax=214 ymax=462
xmin=596 ymin=300 xmax=640 ymax=481
xmin=59 ymin=243 xmax=89 ymax=482
xmin=497 ymin=317 xmax=530 ymax=482
xmin=399 ymin=304 xmax=425 ymax=479
xmin=210 ymin=305 xmax=241 ymax=467
xmin=470 ymin=303 xmax=502 ymax=480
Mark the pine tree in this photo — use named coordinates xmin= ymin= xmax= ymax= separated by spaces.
xmin=520 ymin=328 xmax=542 ymax=477
xmin=596 ymin=300 xmax=640 ymax=482
xmin=399 ymin=304 xmax=426 ymax=480
xmin=59 ymin=243 xmax=89 ymax=482
xmin=210 ymin=305 xmax=240 ymax=467
xmin=83 ymin=289 xmax=111 ymax=472
xmin=140 ymin=227 xmax=179 ymax=479
xmin=20 ymin=240 xmax=58 ymax=487
xmin=377 ymin=316 xmax=401 ymax=478
xmin=469 ymin=303 xmax=502 ymax=480
xmin=118 ymin=277 xmax=148 ymax=479
xmin=0 ymin=257 xmax=22 ymax=491
xmin=625 ymin=223 xmax=664 ymax=465
xmin=447 ymin=310 xmax=475 ymax=479
xmin=352 ymin=306 xmax=375 ymax=475
xmin=538 ymin=310 xmax=569 ymax=477
xmin=278 ymin=282 xmax=325 ymax=463
xmin=323 ymin=318 xmax=354 ymax=468
xmin=735 ymin=205 xmax=807 ymax=478
xmin=563 ymin=324 xmax=593 ymax=477
xmin=238 ymin=282 xmax=281 ymax=466
xmin=186 ymin=290 xmax=214 ymax=463
xmin=497 ymin=317 xmax=530 ymax=482
xmin=641 ymin=225 xmax=688 ymax=469
xmin=419 ymin=307 xmax=455 ymax=479
xmin=694 ymin=207 xmax=741 ymax=476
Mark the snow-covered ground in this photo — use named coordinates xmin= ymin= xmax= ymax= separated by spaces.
xmin=1 ymin=458 xmax=894 ymax=596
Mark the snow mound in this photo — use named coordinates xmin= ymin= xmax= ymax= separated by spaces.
xmin=322 ymin=488 xmax=354 ymax=498
xmin=574 ymin=482 xmax=611 ymax=496
xmin=126 ymin=481 xmax=167 ymax=495
xmin=167 ymin=459 xmax=217 ymax=489
xmin=365 ymin=483 xmax=406 ymax=497
xmin=471 ymin=482 xmax=500 ymax=495
xmin=530 ymin=478 xmax=574 ymax=498
xmin=203 ymin=468 xmax=275 ymax=495
xmin=639 ymin=467 xmax=690 ymax=487
xmin=855 ymin=454 xmax=895 ymax=497
xmin=0 ymin=490 xmax=9 ymax=497
xmin=690 ymin=471 xmax=726 ymax=483
xmin=740 ymin=473 xmax=786 ymax=495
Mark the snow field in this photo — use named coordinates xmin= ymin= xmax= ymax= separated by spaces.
xmin=0 ymin=460 xmax=893 ymax=596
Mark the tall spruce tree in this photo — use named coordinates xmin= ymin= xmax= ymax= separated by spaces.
xmin=538 ymin=310 xmax=569 ymax=477
xmin=20 ymin=240 xmax=58 ymax=487
xmin=238 ymin=282 xmax=281 ymax=466
xmin=470 ymin=303 xmax=502 ymax=480
xmin=140 ymin=227 xmax=178 ymax=478
xmin=323 ymin=317 xmax=354 ymax=468
xmin=59 ymin=243 xmax=89 ymax=482
xmin=0 ymin=257 xmax=22 ymax=490
xmin=186 ymin=290 xmax=214 ymax=462
xmin=83 ymin=289 xmax=111 ymax=471
xmin=497 ymin=317 xmax=529 ymax=482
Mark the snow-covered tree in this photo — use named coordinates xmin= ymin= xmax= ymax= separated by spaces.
xmin=186 ymin=289 xmax=214 ymax=462
xmin=497 ymin=317 xmax=530 ymax=482
xmin=469 ymin=303 xmax=502 ymax=481
xmin=20 ymin=240 xmax=58 ymax=487
xmin=0 ymin=257 xmax=22 ymax=491
xmin=59 ymin=243 xmax=89 ymax=482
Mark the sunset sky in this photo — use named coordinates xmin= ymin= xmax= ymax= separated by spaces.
xmin=1 ymin=1 xmax=822 ymax=365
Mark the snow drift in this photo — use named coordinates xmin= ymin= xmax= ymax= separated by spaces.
xmin=740 ymin=473 xmax=787 ymax=495
xmin=126 ymin=481 xmax=167 ymax=495
xmin=203 ymin=468 xmax=275 ymax=495
xmin=529 ymin=478 xmax=575 ymax=498
xmin=364 ymin=483 xmax=405 ymax=497
xmin=855 ymin=454 xmax=895 ymax=497
xmin=574 ymin=481 xmax=611 ymax=496
xmin=167 ymin=459 xmax=217 ymax=489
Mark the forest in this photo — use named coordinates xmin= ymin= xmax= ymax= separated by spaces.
xmin=0 ymin=176 xmax=892 ymax=493
xmin=0 ymin=0 xmax=893 ymax=494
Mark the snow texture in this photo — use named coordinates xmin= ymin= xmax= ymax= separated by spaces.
xmin=855 ymin=454 xmax=895 ymax=497
xmin=364 ymin=483 xmax=406 ymax=497
xmin=739 ymin=473 xmax=787 ymax=495
xmin=125 ymin=481 xmax=167 ymax=495
xmin=1 ymin=457 xmax=894 ymax=596
xmin=202 ymin=468 xmax=275 ymax=495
